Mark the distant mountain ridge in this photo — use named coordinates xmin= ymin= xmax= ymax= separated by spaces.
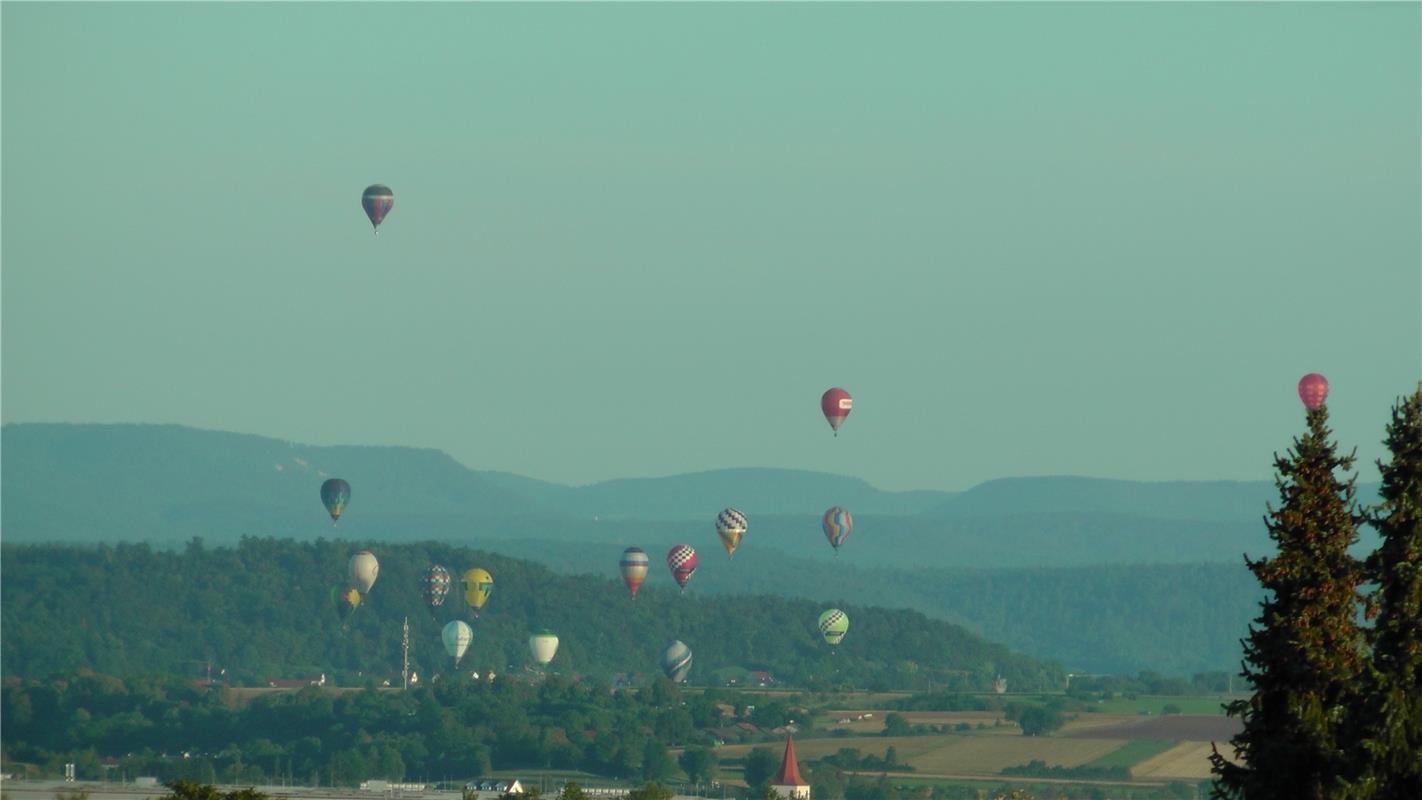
xmin=2 ymin=423 xmax=1378 ymax=559
xmin=928 ymin=475 xmax=1289 ymax=523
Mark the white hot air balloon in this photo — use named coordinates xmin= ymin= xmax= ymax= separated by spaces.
xmin=443 ymin=620 xmax=473 ymax=667
xmin=661 ymin=640 xmax=693 ymax=683
xmin=349 ymin=550 xmax=380 ymax=595
xmin=529 ymin=629 xmax=560 ymax=667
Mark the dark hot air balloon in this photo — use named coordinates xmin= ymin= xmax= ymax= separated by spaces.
xmin=362 ymin=185 xmax=394 ymax=234
xmin=321 ymin=478 xmax=350 ymax=523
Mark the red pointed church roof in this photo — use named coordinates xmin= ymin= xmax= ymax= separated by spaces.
xmin=774 ymin=737 xmax=808 ymax=786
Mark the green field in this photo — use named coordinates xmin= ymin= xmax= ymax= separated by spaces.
xmin=1082 ymin=694 xmax=1233 ymax=716
xmin=1083 ymin=739 xmax=1179 ymax=771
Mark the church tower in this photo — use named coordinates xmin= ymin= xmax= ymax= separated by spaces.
xmin=771 ymin=736 xmax=810 ymax=800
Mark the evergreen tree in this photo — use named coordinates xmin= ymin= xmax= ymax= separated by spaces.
xmin=1210 ymin=405 xmax=1365 ymax=799
xmin=1353 ymin=388 xmax=1422 ymax=799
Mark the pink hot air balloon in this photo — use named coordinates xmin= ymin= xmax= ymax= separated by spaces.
xmin=1298 ymin=373 xmax=1329 ymax=410
xmin=666 ymin=544 xmax=699 ymax=594
xmin=822 ymin=388 xmax=853 ymax=436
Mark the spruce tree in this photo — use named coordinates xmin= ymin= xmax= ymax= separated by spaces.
xmin=1211 ymin=404 xmax=1365 ymax=799
xmin=1353 ymin=387 xmax=1422 ymax=798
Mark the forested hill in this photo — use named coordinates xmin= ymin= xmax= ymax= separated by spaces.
xmin=0 ymin=538 xmax=1060 ymax=691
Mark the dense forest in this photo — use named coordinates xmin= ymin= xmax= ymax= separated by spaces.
xmin=0 ymin=538 xmax=1059 ymax=691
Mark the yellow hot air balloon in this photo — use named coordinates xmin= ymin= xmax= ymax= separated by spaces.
xmin=462 ymin=568 xmax=494 ymax=616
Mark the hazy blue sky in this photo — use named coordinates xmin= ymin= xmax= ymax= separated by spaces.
xmin=3 ymin=3 xmax=1418 ymax=491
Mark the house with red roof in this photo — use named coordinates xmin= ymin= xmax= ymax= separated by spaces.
xmin=770 ymin=737 xmax=810 ymax=800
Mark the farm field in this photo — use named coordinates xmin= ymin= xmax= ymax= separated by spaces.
xmin=1063 ymin=714 xmax=1240 ymax=741
xmin=819 ymin=710 xmax=1010 ymax=735
xmin=1130 ymin=741 xmax=1223 ymax=781
xmin=1081 ymin=739 xmax=1177 ymax=771
xmin=717 ymin=734 xmax=1126 ymax=776
xmin=1082 ymin=694 xmax=1234 ymax=716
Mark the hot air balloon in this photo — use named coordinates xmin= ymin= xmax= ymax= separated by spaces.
xmin=620 ymin=547 xmax=650 ymax=599
xmin=462 ymin=568 xmax=494 ymax=616
xmin=529 ymin=629 xmax=560 ymax=667
xmin=818 ymin=608 xmax=849 ymax=647
xmin=716 ymin=508 xmax=748 ymax=558
xmin=423 ymin=565 xmax=451 ymax=609
xmin=661 ymin=640 xmax=693 ymax=683
xmin=349 ymin=550 xmax=379 ymax=594
xmin=823 ymin=506 xmax=853 ymax=555
xmin=320 ymin=478 xmax=351 ymax=523
xmin=442 ymin=620 xmax=473 ymax=667
xmin=666 ymin=545 xmax=699 ymax=593
xmin=333 ymin=586 xmax=361 ymax=621
xmin=1298 ymin=373 xmax=1329 ymax=410
xmin=362 ymin=185 xmax=394 ymax=234
xmin=821 ymin=388 xmax=853 ymax=436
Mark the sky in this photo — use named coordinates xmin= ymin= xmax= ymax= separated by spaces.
xmin=3 ymin=2 xmax=1418 ymax=492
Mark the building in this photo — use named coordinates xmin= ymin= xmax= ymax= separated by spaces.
xmin=465 ymin=779 xmax=524 ymax=795
xmin=770 ymin=737 xmax=810 ymax=800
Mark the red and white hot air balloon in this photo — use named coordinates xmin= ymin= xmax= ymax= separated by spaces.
xmin=821 ymin=388 xmax=852 ymax=436
xmin=666 ymin=544 xmax=699 ymax=594
xmin=1298 ymin=373 xmax=1329 ymax=411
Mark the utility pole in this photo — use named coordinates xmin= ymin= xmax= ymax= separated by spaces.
xmin=402 ymin=616 xmax=410 ymax=691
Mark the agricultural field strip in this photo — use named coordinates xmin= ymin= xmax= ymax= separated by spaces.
xmin=1081 ymin=739 xmax=1177 ymax=771
xmin=715 ymin=735 xmax=1126 ymax=774
xmin=1129 ymin=741 xmax=1220 ymax=781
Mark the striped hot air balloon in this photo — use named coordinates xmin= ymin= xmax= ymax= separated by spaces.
xmin=620 ymin=547 xmax=650 ymax=599
xmin=821 ymin=387 xmax=853 ymax=436
xmin=661 ymin=640 xmax=693 ymax=683
xmin=362 ymin=184 xmax=394 ymax=234
xmin=666 ymin=545 xmax=698 ymax=593
xmin=716 ymin=508 xmax=748 ymax=557
xmin=822 ymin=507 xmax=853 ymax=555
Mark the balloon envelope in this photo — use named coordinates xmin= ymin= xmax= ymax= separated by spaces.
xmin=716 ymin=508 xmax=748 ymax=557
xmin=349 ymin=550 xmax=379 ymax=594
xmin=362 ymin=184 xmax=394 ymax=232
xmin=333 ymin=586 xmax=361 ymax=620
xmin=462 ymin=568 xmax=494 ymax=613
xmin=1298 ymin=373 xmax=1329 ymax=410
xmin=529 ymin=629 xmax=560 ymax=666
xmin=821 ymin=388 xmax=853 ymax=435
xmin=662 ymin=640 xmax=693 ymax=683
xmin=423 ymin=565 xmax=451 ymax=608
xmin=620 ymin=547 xmax=650 ymax=598
xmin=666 ymin=545 xmax=699 ymax=592
xmin=442 ymin=620 xmax=473 ymax=665
xmin=818 ymin=608 xmax=849 ymax=646
xmin=321 ymin=479 xmax=351 ymax=522
xmin=823 ymin=507 xmax=853 ymax=552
